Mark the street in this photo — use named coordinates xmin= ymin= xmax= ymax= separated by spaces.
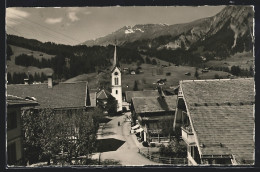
xmin=93 ymin=112 xmax=161 ymax=166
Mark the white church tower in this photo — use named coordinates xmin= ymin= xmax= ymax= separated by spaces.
xmin=111 ymin=45 xmax=122 ymax=112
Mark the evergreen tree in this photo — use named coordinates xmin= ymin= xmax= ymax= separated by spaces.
xmin=7 ymin=72 xmax=12 ymax=84
xmin=152 ymin=59 xmax=157 ymax=65
xmin=7 ymin=45 xmax=13 ymax=60
xmin=194 ymin=68 xmax=199 ymax=79
xmin=133 ymin=80 xmax=139 ymax=91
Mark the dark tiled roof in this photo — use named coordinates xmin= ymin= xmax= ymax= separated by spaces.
xmin=181 ymin=78 xmax=254 ymax=105
xmin=7 ymin=82 xmax=90 ymax=109
xmin=125 ymin=90 xmax=159 ymax=103
xmin=181 ymin=78 xmax=254 ymax=164
xmin=96 ymin=89 xmax=111 ymax=100
xmin=7 ymin=95 xmax=38 ymax=107
xmin=132 ymin=95 xmax=177 ymax=114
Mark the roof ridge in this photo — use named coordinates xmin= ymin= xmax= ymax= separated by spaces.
xmin=181 ymin=78 xmax=254 ymax=83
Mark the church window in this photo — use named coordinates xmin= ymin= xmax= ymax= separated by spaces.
xmin=115 ymin=77 xmax=119 ymax=85
xmin=116 ymin=90 xmax=118 ymax=94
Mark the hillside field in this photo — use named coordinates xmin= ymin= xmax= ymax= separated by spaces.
xmin=65 ymin=60 xmax=231 ymax=91
xmin=7 ymin=45 xmax=54 ymax=75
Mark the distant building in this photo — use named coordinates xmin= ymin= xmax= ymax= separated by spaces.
xmin=173 ymin=78 xmax=254 ymax=165
xmin=130 ymin=70 xmax=136 ymax=75
xmin=7 ymin=95 xmax=38 ymax=166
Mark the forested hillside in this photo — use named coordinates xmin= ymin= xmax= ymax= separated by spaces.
xmin=6 ymin=35 xmax=144 ymax=84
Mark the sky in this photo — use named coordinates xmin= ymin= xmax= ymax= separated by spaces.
xmin=6 ymin=6 xmax=225 ymax=45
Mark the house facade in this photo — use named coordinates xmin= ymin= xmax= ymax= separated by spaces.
xmin=173 ymin=78 xmax=255 ymax=165
xmin=131 ymin=95 xmax=177 ymax=143
xmin=7 ymin=95 xmax=38 ymax=166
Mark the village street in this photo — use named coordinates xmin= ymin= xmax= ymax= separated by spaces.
xmin=92 ymin=112 xmax=161 ymax=166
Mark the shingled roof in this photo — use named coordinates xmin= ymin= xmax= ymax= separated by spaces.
xmin=125 ymin=90 xmax=160 ymax=103
xmin=7 ymin=82 xmax=92 ymax=109
xmin=7 ymin=95 xmax=38 ymax=107
xmin=96 ymin=89 xmax=111 ymax=100
xmin=132 ymin=95 xmax=177 ymax=114
xmin=181 ymin=78 xmax=254 ymax=164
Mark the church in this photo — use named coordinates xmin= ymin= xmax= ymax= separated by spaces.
xmin=110 ymin=45 xmax=123 ymax=112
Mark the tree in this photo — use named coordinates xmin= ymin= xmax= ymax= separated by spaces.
xmin=7 ymin=44 xmax=13 ymax=60
xmin=152 ymin=59 xmax=157 ymax=65
xmin=194 ymin=68 xmax=199 ymax=79
xmin=145 ymin=57 xmax=151 ymax=64
xmin=22 ymin=108 xmax=98 ymax=165
xmin=106 ymin=95 xmax=118 ymax=115
xmin=133 ymin=80 xmax=138 ymax=91
xmin=160 ymin=118 xmax=174 ymax=138
xmin=7 ymin=72 xmax=12 ymax=84
xmin=231 ymin=65 xmax=241 ymax=76
xmin=159 ymin=138 xmax=186 ymax=158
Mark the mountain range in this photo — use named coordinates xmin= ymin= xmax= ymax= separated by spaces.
xmin=82 ymin=6 xmax=253 ymax=56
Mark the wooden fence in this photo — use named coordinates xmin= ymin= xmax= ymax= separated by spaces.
xmin=138 ymin=148 xmax=187 ymax=165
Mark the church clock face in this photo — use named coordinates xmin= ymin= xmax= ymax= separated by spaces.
xmin=114 ymin=72 xmax=118 ymax=75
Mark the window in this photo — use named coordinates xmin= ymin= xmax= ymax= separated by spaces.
xmin=7 ymin=142 xmax=16 ymax=165
xmin=7 ymin=111 xmax=17 ymax=131
xmin=114 ymin=77 xmax=119 ymax=85
xmin=116 ymin=90 xmax=118 ymax=94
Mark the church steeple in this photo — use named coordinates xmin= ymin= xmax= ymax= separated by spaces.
xmin=111 ymin=42 xmax=122 ymax=112
xmin=113 ymin=45 xmax=117 ymax=67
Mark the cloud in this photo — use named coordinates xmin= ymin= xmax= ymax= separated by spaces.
xmin=83 ymin=11 xmax=92 ymax=15
xmin=66 ymin=8 xmax=91 ymax=22
xmin=6 ymin=8 xmax=30 ymax=26
xmin=68 ymin=12 xmax=79 ymax=22
xmin=45 ymin=17 xmax=63 ymax=24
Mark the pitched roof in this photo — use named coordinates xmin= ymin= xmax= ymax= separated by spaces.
xmin=7 ymin=82 xmax=92 ymax=109
xmin=132 ymin=95 xmax=177 ymax=114
xmin=96 ymin=89 xmax=111 ymax=100
xmin=125 ymin=90 xmax=160 ymax=103
xmin=7 ymin=95 xmax=39 ymax=107
xmin=181 ymin=78 xmax=254 ymax=164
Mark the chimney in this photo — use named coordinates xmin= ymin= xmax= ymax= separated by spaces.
xmin=47 ymin=73 xmax=53 ymax=88
xmin=24 ymin=78 xmax=29 ymax=85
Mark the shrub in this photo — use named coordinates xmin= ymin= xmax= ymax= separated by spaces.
xmin=150 ymin=143 xmax=156 ymax=147
xmin=142 ymin=141 xmax=149 ymax=147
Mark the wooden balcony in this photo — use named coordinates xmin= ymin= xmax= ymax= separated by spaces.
xmin=181 ymin=126 xmax=195 ymax=145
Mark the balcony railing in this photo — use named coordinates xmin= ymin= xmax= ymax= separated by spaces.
xmin=181 ymin=126 xmax=195 ymax=145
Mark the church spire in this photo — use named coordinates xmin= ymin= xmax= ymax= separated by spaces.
xmin=113 ymin=45 xmax=117 ymax=67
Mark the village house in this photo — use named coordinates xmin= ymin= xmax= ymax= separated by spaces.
xmin=125 ymin=90 xmax=160 ymax=109
xmin=173 ymin=78 xmax=254 ymax=165
xmin=96 ymin=89 xmax=111 ymax=109
xmin=7 ymin=75 xmax=96 ymax=161
xmin=130 ymin=94 xmax=177 ymax=144
xmin=7 ymin=95 xmax=38 ymax=166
